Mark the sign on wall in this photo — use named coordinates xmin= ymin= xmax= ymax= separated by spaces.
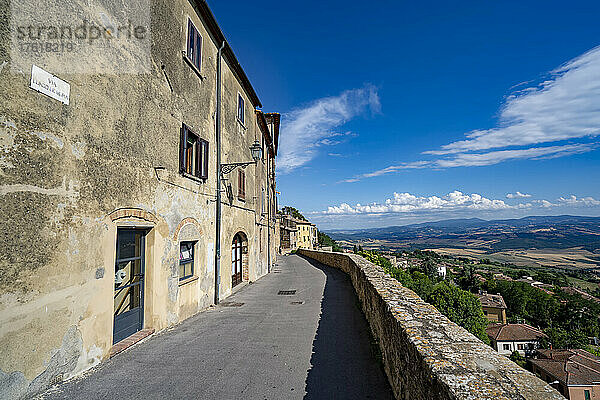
xmin=30 ymin=65 xmax=70 ymax=105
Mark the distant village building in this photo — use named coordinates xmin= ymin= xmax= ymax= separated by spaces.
xmin=531 ymin=349 xmax=600 ymax=400
xmin=295 ymin=219 xmax=318 ymax=250
xmin=476 ymin=292 xmax=508 ymax=324
xmin=278 ymin=213 xmax=298 ymax=254
xmin=437 ymin=265 xmax=447 ymax=279
xmin=486 ymin=324 xmax=547 ymax=357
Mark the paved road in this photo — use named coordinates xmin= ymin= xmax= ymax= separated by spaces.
xmin=41 ymin=255 xmax=393 ymax=399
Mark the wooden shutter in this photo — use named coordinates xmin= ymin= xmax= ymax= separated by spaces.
xmin=194 ymin=139 xmax=201 ymax=178
xmin=179 ymin=125 xmax=187 ymax=173
xmin=238 ymin=170 xmax=245 ymax=199
xmin=187 ymin=19 xmax=194 ymax=61
xmin=195 ymin=31 xmax=202 ymax=70
xmin=202 ymin=140 xmax=209 ymax=179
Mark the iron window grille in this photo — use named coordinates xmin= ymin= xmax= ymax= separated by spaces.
xmin=179 ymin=241 xmax=195 ymax=280
xmin=180 ymin=124 xmax=209 ymax=180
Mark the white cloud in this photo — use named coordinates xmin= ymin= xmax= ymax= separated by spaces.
xmin=277 ymin=85 xmax=380 ymax=173
xmin=323 ymin=190 xmax=511 ymax=215
xmin=424 ymin=46 xmax=600 ymax=155
xmin=506 ymin=191 xmax=532 ymax=199
xmin=340 ymin=46 xmax=600 ymax=183
xmin=320 ymin=191 xmax=600 ymax=217
xmin=557 ymin=195 xmax=600 ymax=206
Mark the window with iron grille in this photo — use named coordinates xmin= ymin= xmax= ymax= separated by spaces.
xmin=186 ymin=18 xmax=202 ymax=72
xmin=237 ymin=93 xmax=245 ymax=125
xmin=180 ymin=124 xmax=209 ymax=180
xmin=237 ymin=169 xmax=245 ymax=200
xmin=179 ymin=241 xmax=195 ymax=280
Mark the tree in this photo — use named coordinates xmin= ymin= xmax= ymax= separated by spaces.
xmin=281 ymin=206 xmax=307 ymax=221
xmin=510 ymin=351 xmax=526 ymax=368
xmin=353 ymin=245 xmax=357 ymax=253
xmin=317 ymin=230 xmax=342 ymax=252
xmin=423 ymin=259 xmax=439 ymax=281
xmin=427 ymin=282 xmax=490 ymax=344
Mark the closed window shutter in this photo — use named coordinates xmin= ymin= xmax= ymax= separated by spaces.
xmin=202 ymin=140 xmax=209 ymax=179
xmin=179 ymin=125 xmax=187 ymax=173
xmin=195 ymin=31 xmax=202 ymax=69
xmin=194 ymin=140 xmax=201 ymax=178
xmin=187 ymin=20 xmax=194 ymax=61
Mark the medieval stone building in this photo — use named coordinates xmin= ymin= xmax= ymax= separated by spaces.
xmin=0 ymin=1 xmax=279 ymax=398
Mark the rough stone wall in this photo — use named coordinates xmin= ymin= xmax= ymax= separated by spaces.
xmin=297 ymin=249 xmax=564 ymax=400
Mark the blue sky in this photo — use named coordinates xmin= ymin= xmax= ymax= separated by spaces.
xmin=210 ymin=0 xmax=600 ymax=229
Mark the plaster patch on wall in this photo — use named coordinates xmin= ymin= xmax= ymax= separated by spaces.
xmin=0 ymin=369 xmax=28 ymax=400
xmin=0 ymin=117 xmax=17 ymax=151
xmin=27 ymin=325 xmax=83 ymax=396
xmin=0 ymin=326 xmax=83 ymax=400
xmin=71 ymin=344 xmax=102 ymax=380
xmin=27 ymin=131 xmax=64 ymax=149
xmin=0 ymin=177 xmax=79 ymax=205
xmin=167 ymin=276 xmax=179 ymax=303
xmin=70 ymin=141 xmax=86 ymax=160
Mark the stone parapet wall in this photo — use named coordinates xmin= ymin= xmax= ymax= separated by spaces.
xmin=297 ymin=249 xmax=563 ymax=400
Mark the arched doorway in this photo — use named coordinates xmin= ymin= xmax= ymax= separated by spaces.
xmin=231 ymin=232 xmax=247 ymax=287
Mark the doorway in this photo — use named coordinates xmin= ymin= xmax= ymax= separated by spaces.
xmin=231 ymin=233 xmax=245 ymax=287
xmin=113 ymin=229 xmax=146 ymax=344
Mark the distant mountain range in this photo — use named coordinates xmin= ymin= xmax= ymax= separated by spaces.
xmin=326 ymin=215 xmax=600 ymax=252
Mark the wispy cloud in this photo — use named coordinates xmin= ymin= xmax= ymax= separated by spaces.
xmin=425 ymin=46 xmax=600 ymax=155
xmin=506 ymin=191 xmax=532 ymax=199
xmin=341 ymin=143 xmax=595 ymax=182
xmin=341 ymin=46 xmax=600 ymax=183
xmin=277 ymin=85 xmax=380 ymax=173
xmin=318 ymin=191 xmax=600 ymax=216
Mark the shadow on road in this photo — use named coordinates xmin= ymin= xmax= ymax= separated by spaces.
xmin=299 ymin=256 xmax=394 ymax=400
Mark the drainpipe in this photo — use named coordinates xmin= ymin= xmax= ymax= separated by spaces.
xmin=266 ymin=150 xmax=271 ymax=273
xmin=214 ymin=41 xmax=225 ymax=305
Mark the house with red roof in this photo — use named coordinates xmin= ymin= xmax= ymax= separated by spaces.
xmin=486 ymin=323 xmax=547 ymax=357
xmin=531 ymin=349 xmax=600 ymax=400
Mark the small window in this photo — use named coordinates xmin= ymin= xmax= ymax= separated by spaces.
xmin=238 ymin=169 xmax=245 ymax=200
xmin=186 ymin=19 xmax=202 ymax=71
xmin=237 ymin=93 xmax=245 ymax=125
xmin=180 ymin=124 xmax=209 ymax=180
xmin=503 ymin=344 xmax=511 ymax=351
xmin=179 ymin=242 xmax=195 ymax=280
xmin=584 ymin=390 xmax=591 ymax=400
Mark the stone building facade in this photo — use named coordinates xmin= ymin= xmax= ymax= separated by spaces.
xmin=0 ymin=1 xmax=279 ymax=398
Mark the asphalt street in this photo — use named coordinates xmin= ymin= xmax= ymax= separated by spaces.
xmin=40 ymin=254 xmax=393 ymax=399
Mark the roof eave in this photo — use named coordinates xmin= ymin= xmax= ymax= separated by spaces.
xmin=195 ymin=0 xmax=262 ymax=108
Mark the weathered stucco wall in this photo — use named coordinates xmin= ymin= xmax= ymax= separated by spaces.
xmin=0 ymin=0 xmax=278 ymax=398
xmin=297 ymin=249 xmax=564 ymax=400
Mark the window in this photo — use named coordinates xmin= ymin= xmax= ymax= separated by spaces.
xmin=237 ymin=169 xmax=245 ymax=200
xmin=186 ymin=18 xmax=202 ymax=71
xmin=179 ymin=242 xmax=195 ymax=280
xmin=237 ymin=93 xmax=245 ymax=125
xmin=584 ymin=390 xmax=591 ymax=400
xmin=180 ymin=124 xmax=209 ymax=180
xmin=503 ymin=344 xmax=511 ymax=351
